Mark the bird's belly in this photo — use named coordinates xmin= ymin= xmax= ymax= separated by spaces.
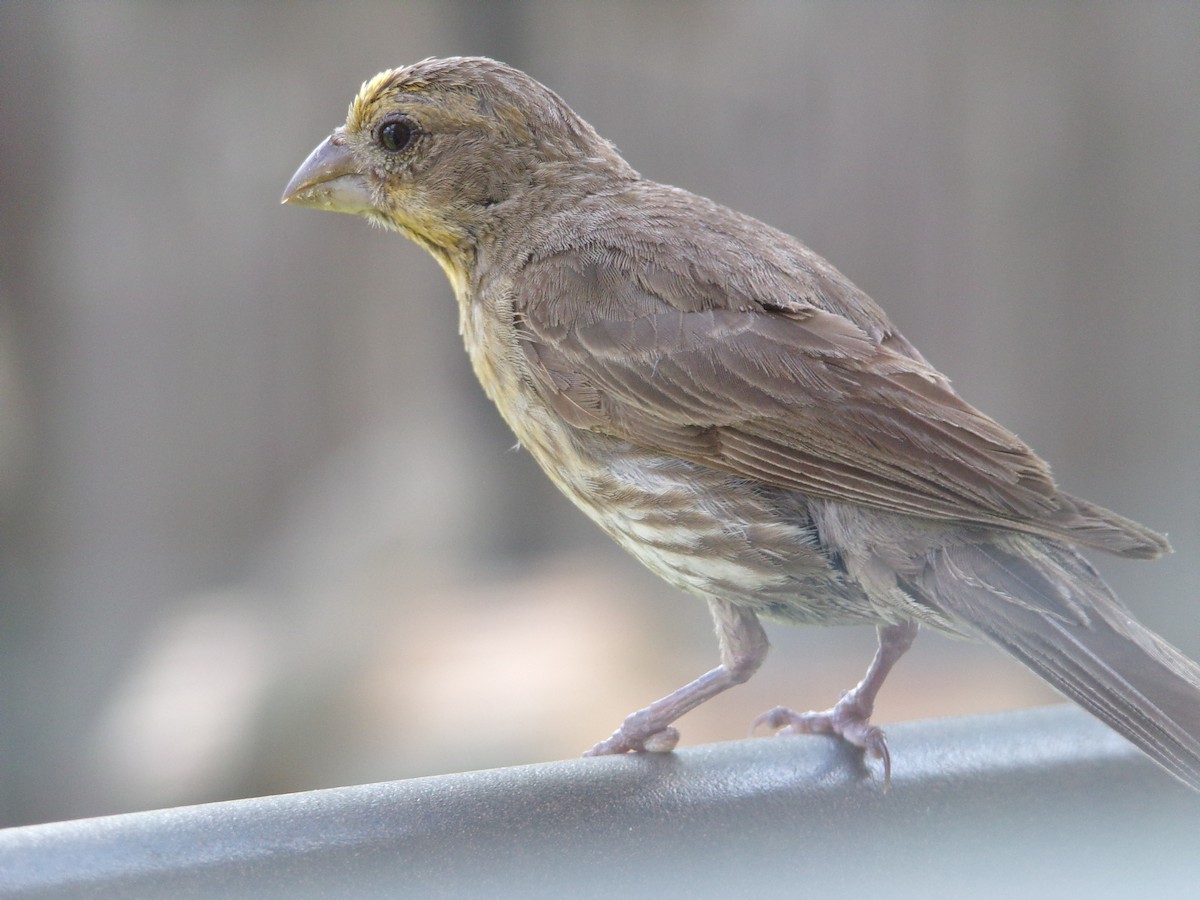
xmin=510 ymin=407 xmax=875 ymax=625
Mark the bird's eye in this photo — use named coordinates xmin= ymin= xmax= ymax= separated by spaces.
xmin=378 ymin=118 xmax=416 ymax=153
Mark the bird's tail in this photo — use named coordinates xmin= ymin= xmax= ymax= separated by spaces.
xmin=912 ymin=536 xmax=1200 ymax=791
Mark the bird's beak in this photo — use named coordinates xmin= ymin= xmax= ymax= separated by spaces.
xmin=281 ymin=133 xmax=375 ymax=215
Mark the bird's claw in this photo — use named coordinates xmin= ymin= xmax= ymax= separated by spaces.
xmin=583 ymin=724 xmax=681 ymax=756
xmin=752 ymin=692 xmax=892 ymax=787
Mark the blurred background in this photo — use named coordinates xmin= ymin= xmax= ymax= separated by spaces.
xmin=1 ymin=1 xmax=1196 ymax=827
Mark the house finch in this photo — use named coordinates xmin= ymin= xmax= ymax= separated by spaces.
xmin=283 ymin=56 xmax=1200 ymax=789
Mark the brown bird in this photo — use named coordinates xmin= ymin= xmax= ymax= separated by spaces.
xmin=283 ymin=56 xmax=1200 ymax=789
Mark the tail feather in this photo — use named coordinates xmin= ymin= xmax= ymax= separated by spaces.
xmin=917 ymin=538 xmax=1200 ymax=790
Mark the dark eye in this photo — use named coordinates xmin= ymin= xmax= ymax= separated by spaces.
xmin=378 ymin=118 xmax=416 ymax=153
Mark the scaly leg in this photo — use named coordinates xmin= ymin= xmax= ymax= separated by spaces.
xmin=585 ymin=598 xmax=769 ymax=755
xmin=753 ymin=620 xmax=918 ymax=784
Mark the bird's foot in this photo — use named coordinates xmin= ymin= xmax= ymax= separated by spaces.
xmin=583 ymin=710 xmax=681 ymax=756
xmin=752 ymin=688 xmax=892 ymax=786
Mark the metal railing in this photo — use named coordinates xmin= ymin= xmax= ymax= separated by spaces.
xmin=1 ymin=705 xmax=1196 ymax=899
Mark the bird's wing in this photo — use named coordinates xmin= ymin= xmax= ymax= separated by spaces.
xmin=513 ymin=250 xmax=1081 ymax=536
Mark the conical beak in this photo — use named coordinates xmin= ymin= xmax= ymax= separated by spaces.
xmin=281 ymin=133 xmax=375 ymax=215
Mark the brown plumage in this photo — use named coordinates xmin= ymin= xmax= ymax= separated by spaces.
xmin=283 ymin=56 xmax=1199 ymax=789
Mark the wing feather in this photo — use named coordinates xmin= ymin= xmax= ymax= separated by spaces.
xmin=510 ymin=224 xmax=1167 ymax=558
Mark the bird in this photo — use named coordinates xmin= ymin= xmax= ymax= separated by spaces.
xmin=283 ymin=56 xmax=1200 ymax=789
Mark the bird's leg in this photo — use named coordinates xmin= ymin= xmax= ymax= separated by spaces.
xmin=753 ymin=619 xmax=918 ymax=784
xmin=584 ymin=599 xmax=769 ymax=756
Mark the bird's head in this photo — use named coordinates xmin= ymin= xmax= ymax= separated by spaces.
xmin=282 ymin=56 xmax=635 ymax=285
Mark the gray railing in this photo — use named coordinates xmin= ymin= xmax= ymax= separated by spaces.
xmin=1 ymin=705 xmax=1196 ymax=899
